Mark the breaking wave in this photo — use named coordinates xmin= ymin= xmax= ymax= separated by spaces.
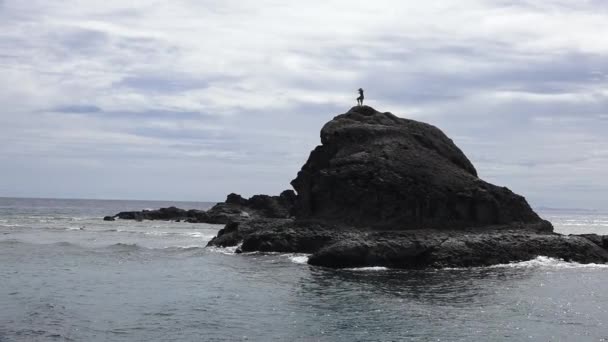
xmin=492 ymin=256 xmax=608 ymax=269
xmin=287 ymin=254 xmax=310 ymax=264
xmin=345 ymin=266 xmax=390 ymax=271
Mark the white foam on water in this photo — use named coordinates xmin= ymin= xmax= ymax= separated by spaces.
xmin=287 ymin=254 xmax=310 ymax=264
xmin=206 ymin=244 xmax=241 ymax=255
xmin=164 ymin=245 xmax=205 ymax=250
xmin=345 ymin=266 xmax=390 ymax=271
xmin=492 ymin=256 xmax=608 ymax=269
xmin=70 ymin=216 xmax=96 ymax=221
xmin=182 ymin=232 xmax=214 ymax=239
xmin=0 ymin=223 xmax=23 ymax=228
xmin=144 ymin=231 xmax=171 ymax=236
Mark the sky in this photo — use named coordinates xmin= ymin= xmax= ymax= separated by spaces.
xmin=1 ymin=1 xmax=607 ymax=209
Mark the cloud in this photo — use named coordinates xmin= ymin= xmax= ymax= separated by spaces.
xmin=0 ymin=0 xmax=607 ymax=208
xmin=52 ymin=105 xmax=102 ymax=113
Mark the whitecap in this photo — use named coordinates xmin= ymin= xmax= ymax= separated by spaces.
xmin=0 ymin=223 xmax=23 ymax=228
xmin=181 ymin=232 xmax=215 ymax=239
xmin=492 ymin=256 xmax=608 ymax=269
xmin=166 ymin=245 xmax=205 ymax=250
xmin=144 ymin=231 xmax=171 ymax=236
xmin=287 ymin=254 xmax=310 ymax=264
xmin=206 ymin=244 xmax=241 ymax=255
xmin=345 ymin=266 xmax=390 ymax=271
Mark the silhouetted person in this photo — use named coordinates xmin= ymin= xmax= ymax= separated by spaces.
xmin=357 ymin=88 xmax=364 ymax=106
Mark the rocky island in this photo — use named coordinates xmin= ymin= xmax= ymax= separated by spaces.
xmin=108 ymin=105 xmax=608 ymax=268
xmin=104 ymin=191 xmax=296 ymax=224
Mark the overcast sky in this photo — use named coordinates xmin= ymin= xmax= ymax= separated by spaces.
xmin=1 ymin=1 xmax=607 ymax=209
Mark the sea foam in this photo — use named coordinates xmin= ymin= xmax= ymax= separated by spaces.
xmin=494 ymin=256 xmax=608 ymax=269
xmin=287 ymin=254 xmax=310 ymax=264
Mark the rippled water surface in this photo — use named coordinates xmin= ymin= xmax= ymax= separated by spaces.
xmin=1 ymin=198 xmax=608 ymax=341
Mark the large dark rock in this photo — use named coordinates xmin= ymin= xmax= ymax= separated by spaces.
xmin=207 ymin=219 xmax=608 ymax=268
xmin=291 ymin=106 xmax=549 ymax=231
xmin=307 ymin=229 xmax=608 ymax=268
xmin=114 ymin=206 xmax=187 ymax=221
xmin=206 ymin=106 xmax=608 ymax=268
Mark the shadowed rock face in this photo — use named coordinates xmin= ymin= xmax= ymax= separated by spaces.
xmin=291 ymin=106 xmax=549 ymax=231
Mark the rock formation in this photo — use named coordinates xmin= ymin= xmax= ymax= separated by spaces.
xmin=291 ymin=106 xmax=548 ymax=230
xmin=207 ymin=106 xmax=608 ymax=268
xmin=105 ymin=190 xmax=296 ymax=224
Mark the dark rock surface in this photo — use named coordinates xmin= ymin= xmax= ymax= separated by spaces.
xmin=105 ymin=191 xmax=296 ymax=224
xmin=307 ymin=230 xmax=608 ymax=268
xmin=206 ymin=106 xmax=608 ymax=268
xmin=207 ymin=219 xmax=608 ymax=268
xmin=291 ymin=105 xmax=548 ymax=230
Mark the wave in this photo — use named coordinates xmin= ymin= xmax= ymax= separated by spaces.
xmin=0 ymin=223 xmax=24 ymax=228
xmin=98 ymin=229 xmax=215 ymax=239
xmin=206 ymin=244 xmax=241 ymax=255
xmin=0 ymin=238 xmax=23 ymax=245
xmin=345 ymin=266 xmax=390 ymax=271
xmin=287 ymin=254 xmax=310 ymax=264
xmin=52 ymin=241 xmax=82 ymax=248
xmin=0 ymin=239 xmax=211 ymax=254
xmin=491 ymin=256 xmax=608 ymax=269
xmin=0 ymin=239 xmax=83 ymax=249
xmin=341 ymin=256 xmax=608 ymax=272
xmin=103 ymin=243 xmax=145 ymax=252
xmin=162 ymin=245 xmax=207 ymax=252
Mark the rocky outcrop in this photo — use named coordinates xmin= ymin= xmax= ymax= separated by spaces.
xmin=207 ymin=219 xmax=608 ymax=268
xmin=206 ymin=106 xmax=608 ymax=268
xmin=203 ymin=190 xmax=297 ymax=223
xmin=105 ymin=190 xmax=296 ymax=224
xmin=307 ymin=230 xmax=608 ymax=268
xmin=291 ymin=105 xmax=548 ymax=230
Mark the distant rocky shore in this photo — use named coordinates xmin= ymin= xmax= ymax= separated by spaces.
xmin=105 ymin=106 xmax=608 ymax=268
xmin=104 ymin=191 xmax=296 ymax=224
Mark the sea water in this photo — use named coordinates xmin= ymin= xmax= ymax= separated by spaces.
xmin=1 ymin=197 xmax=607 ymax=341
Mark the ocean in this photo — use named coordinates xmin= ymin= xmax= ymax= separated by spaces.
xmin=1 ymin=197 xmax=607 ymax=341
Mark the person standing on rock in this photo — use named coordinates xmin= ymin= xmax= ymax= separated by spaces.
xmin=357 ymin=88 xmax=364 ymax=106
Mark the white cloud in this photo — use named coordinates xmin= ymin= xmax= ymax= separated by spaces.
xmin=1 ymin=0 xmax=608 ymax=208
